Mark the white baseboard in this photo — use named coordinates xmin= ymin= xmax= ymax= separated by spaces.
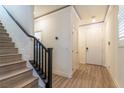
xmin=53 ymin=70 xmax=72 ymax=78
xmin=107 ymin=67 xmax=120 ymax=88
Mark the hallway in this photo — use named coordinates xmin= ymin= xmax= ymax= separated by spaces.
xmin=52 ymin=64 xmax=116 ymax=88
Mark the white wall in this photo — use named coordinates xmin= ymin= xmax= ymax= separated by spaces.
xmin=79 ymin=23 xmax=104 ymax=65
xmin=0 ymin=5 xmax=34 ymax=61
xmin=4 ymin=5 xmax=34 ymax=35
xmin=34 ymin=6 xmax=80 ymax=78
xmin=103 ymin=6 xmax=121 ymax=87
xmin=35 ymin=6 xmax=72 ymax=78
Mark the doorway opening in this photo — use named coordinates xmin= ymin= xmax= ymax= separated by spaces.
xmin=79 ymin=22 xmax=103 ymax=66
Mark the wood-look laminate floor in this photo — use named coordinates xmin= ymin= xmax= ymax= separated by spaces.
xmin=52 ymin=64 xmax=116 ymax=88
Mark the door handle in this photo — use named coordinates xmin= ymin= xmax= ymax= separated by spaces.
xmin=86 ymin=47 xmax=88 ymax=51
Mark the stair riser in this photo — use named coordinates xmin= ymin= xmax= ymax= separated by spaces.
xmin=0 ymin=54 xmax=22 ymax=63
xmin=0 ymin=43 xmax=15 ymax=47
xmin=0 ymin=37 xmax=12 ymax=42
xmin=0 ymin=26 xmax=4 ymax=30
xmin=0 ymin=28 xmax=5 ymax=31
xmin=0 ymin=33 xmax=9 ymax=38
xmin=0 ymin=70 xmax=33 ymax=88
xmin=0 ymin=29 xmax=6 ymax=33
xmin=0 ymin=49 xmax=18 ymax=55
xmin=0 ymin=62 xmax=27 ymax=75
xmin=23 ymin=79 xmax=38 ymax=88
xmin=0 ymin=31 xmax=7 ymax=34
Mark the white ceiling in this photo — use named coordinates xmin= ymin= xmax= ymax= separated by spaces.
xmin=75 ymin=5 xmax=108 ymax=25
xmin=34 ymin=5 xmax=66 ymax=18
xmin=34 ymin=5 xmax=109 ymax=25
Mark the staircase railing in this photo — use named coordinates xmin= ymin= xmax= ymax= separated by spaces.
xmin=2 ymin=5 xmax=53 ymax=88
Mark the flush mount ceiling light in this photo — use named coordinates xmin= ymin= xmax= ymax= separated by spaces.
xmin=91 ymin=16 xmax=96 ymax=23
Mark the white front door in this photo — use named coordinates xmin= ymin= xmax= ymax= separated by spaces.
xmin=85 ymin=23 xmax=103 ymax=65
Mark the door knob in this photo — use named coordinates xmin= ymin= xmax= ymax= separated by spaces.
xmin=86 ymin=47 xmax=88 ymax=50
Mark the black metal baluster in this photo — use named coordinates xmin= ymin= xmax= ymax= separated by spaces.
xmin=39 ymin=44 xmax=41 ymax=71
xmin=37 ymin=42 xmax=40 ymax=70
xmin=34 ymin=39 xmax=36 ymax=64
xmin=45 ymin=50 xmax=47 ymax=79
xmin=42 ymin=47 xmax=44 ymax=74
xmin=36 ymin=40 xmax=38 ymax=67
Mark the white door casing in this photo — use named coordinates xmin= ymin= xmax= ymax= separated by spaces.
xmin=79 ymin=23 xmax=103 ymax=65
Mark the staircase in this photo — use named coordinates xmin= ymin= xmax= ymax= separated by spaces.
xmin=0 ymin=23 xmax=39 ymax=88
xmin=0 ymin=6 xmax=53 ymax=88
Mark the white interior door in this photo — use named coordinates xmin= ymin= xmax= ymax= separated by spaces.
xmin=72 ymin=25 xmax=78 ymax=72
xmin=86 ymin=23 xmax=103 ymax=65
